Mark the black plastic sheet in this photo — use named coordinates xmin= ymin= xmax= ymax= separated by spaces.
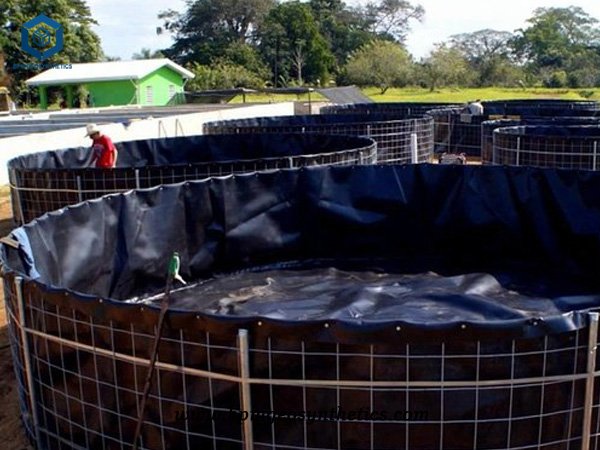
xmin=5 ymin=164 xmax=600 ymax=339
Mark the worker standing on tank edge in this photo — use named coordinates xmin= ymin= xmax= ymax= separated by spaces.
xmin=467 ymin=99 xmax=484 ymax=115
xmin=86 ymin=123 xmax=118 ymax=168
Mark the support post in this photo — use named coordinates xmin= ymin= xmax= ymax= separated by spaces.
xmin=76 ymin=175 xmax=83 ymax=203
xmin=238 ymin=329 xmax=254 ymax=450
xmin=14 ymin=277 xmax=42 ymax=448
xmin=593 ymin=141 xmax=598 ymax=171
xmin=38 ymin=86 xmax=48 ymax=110
xmin=410 ymin=133 xmax=419 ymax=164
xmin=516 ymin=137 xmax=521 ymax=166
xmin=582 ymin=312 xmax=599 ymax=450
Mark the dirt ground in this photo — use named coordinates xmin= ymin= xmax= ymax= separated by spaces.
xmin=0 ymin=188 xmax=33 ymax=450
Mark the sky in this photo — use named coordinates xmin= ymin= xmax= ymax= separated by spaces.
xmin=86 ymin=0 xmax=600 ymax=61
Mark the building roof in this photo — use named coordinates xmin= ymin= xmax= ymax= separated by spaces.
xmin=26 ymin=59 xmax=195 ymax=86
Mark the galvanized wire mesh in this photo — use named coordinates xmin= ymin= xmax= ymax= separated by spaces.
xmin=481 ymin=118 xmax=600 ymax=165
xmin=203 ymin=116 xmax=434 ymax=165
xmin=492 ymin=126 xmax=600 ymax=169
xmin=4 ymin=272 xmax=600 ymax=450
xmin=9 ymin=144 xmax=376 ymax=225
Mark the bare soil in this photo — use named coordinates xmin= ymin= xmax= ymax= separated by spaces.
xmin=0 ymin=187 xmax=33 ymax=450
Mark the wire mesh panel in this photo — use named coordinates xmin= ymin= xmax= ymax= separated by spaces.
xmin=3 ymin=274 xmax=600 ymax=450
xmin=432 ymin=101 xmax=600 ymax=158
xmin=203 ymin=115 xmax=434 ymax=165
xmin=481 ymin=118 xmax=600 ymax=164
xmin=8 ymin=134 xmax=377 ymax=224
xmin=493 ymin=126 xmax=600 ymax=169
xmin=5 ymin=165 xmax=600 ymax=450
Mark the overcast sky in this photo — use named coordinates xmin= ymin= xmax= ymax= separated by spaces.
xmin=86 ymin=0 xmax=600 ymax=60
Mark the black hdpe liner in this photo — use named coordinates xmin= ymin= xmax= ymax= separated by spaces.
xmin=431 ymin=100 xmax=600 ymax=156
xmin=8 ymin=133 xmax=375 ymax=224
xmin=3 ymin=164 xmax=600 ymax=450
xmin=482 ymin=117 xmax=600 ymax=163
xmin=321 ymin=102 xmax=459 ymax=115
xmin=5 ymin=164 xmax=600 ymax=337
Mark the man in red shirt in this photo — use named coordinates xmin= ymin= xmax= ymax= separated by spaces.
xmin=86 ymin=123 xmax=118 ymax=168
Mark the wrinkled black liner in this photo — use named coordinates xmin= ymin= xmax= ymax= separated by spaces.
xmin=4 ymin=164 xmax=600 ymax=338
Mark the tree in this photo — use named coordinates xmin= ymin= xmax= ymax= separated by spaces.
xmin=419 ymin=44 xmax=471 ymax=91
xmin=360 ymin=0 xmax=425 ymax=43
xmin=308 ymin=0 xmax=374 ymax=69
xmin=159 ymin=0 xmax=275 ymax=65
xmin=450 ymin=29 xmax=520 ymax=86
xmin=343 ymin=40 xmax=412 ymax=93
xmin=512 ymin=7 xmax=600 ymax=70
xmin=132 ymin=48 xmax=165 ymax=60
xmin=259 ymin=2 xmax=335 ymax=85
xmin=0 ymin=0 xmax=102 ymax=102
xmin=186 ymin=61 xmax=266 ymax=90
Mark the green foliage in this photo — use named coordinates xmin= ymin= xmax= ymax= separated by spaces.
xmin=342 ymin=40 xmax=412 ymax=93
xmin=544 ymin=70 xmax=568 ymax=88
xmin=159 ymin=0 xmax=275 ymax=65
xmin=419 ymin=44 xmax=472 ymax=91
xmin=132 ymin=48 xmax=165 ymax=60
xmin=186 ymin=62 xmax=267 ymax=90
xmin=0 ymin=0 xmax=102 ymax=103
xmin=259 ymin=1 xmax=335 ymax=85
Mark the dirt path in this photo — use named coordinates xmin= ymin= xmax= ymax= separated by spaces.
xmin=0 ymin=187 xmax=33 ymax=449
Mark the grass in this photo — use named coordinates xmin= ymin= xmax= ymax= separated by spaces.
xmin=230 ymin=86 xmax=600 ymax=104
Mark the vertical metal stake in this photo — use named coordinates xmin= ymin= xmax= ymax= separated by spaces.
xmin=14 ymin=277 xmax=42 ymax=448
xmin=238 ymin=329 xmax=254 ymax=450
xmin=582 ymin=312 xmax=599 ymax=450
xmin=76 ymin=175 xmax=83 ymax=203
xmin=135 ymin=169 xmax=141 ymax=190
xmin=593 ymin=141 xmax=598 ymax=171
xmin=410 ymin=133 xmax=419 ymax=164
xmin=516 ymin=137 xmax=521 ymax=166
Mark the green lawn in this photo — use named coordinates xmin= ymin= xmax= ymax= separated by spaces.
xmin=230 ymin=86 xmax=600 ymax=104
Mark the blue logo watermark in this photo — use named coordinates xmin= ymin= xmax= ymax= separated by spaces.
xmin=21 ymin=14 xmax=64 ymax=61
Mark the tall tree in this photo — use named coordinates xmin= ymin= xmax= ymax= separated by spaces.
xmin=132 ymin=48 xmax=165 ymax=60
xmin=259 ymin=2 xmax=335 ymax=85
xmin=360 ymin=0 xmax=424 ymax=43
xmin=342 ymin=39 xmax=413 ymax=93
xmin=512 ymin=7 xmax=600 ymax=69
xmin=159 ymin=0 xmax=275 ymax=65
xmin=0 ymin=0 xmax=102 ymax=101
xmin=419 ymin=44 xmax=471 ymax=91
xmin=450 ymin=29 xmax=518 ymax=86
xmin=308 ymin=0 xmax=373 ymax=68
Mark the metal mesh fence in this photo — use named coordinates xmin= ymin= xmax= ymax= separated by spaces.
xmin=203 ymin=116 xmax=434 ymax=165
xmin=9 ymin=139 xmax=377 ymax=225
xmin=492 ymin=126 xmax=600 ymax=170
xmin=4 ymin=273 xmax=600 ymax=450
xmin=481 ymin=118 xmax=600 ymax=164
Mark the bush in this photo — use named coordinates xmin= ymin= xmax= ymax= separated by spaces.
xmin=544 ymin=70 xmax=568 ymax=88
xmin=186 ymin=62 xmax=267 ymax=90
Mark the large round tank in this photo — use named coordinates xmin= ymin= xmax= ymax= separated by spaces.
xmin=203 ymin=114 xmax=434 ymax=164
xmin=493 ymin=125 xmax=600 ymax=169
xmin=8 ymin=133 xmax=376 ymax=224
xmin=431 ymin=100 xmax=600 ymax=156
xmin=481 ymin=117 xmax=600 ymax=164
xmin=3 ymin=164 xmax=600 ymax=450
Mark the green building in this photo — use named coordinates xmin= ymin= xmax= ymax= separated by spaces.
xmin=26 ymin=59 xmax=194 ymax=109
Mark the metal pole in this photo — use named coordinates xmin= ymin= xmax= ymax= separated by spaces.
xmin=14 ymin=276 xmax=42 ymax=448
xmin=582 ymin=312 xmax=599 ymax=450
xmin=410 ymin=133 xmax=419 ymax=164
xmin=135 ymin=169 xmax=141 ymax=190
xmin=516 ymin=137 xmax=521 ymax=166
xmin=238 ymin=329 xmax=254 ymax=450
xmin=593 ymin=141 xmax=598 ymax=171
xmin=76 ymin=175 xmax=83 ymax=203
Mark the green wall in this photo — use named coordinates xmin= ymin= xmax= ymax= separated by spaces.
xmin=86 ymin=80 xmax=137 ymax=107
xmin=138 ymin=66 xmax=185 ymax=106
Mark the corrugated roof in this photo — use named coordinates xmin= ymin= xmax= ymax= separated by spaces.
xmin=26 ymin=59 xmax=195 ymax=86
